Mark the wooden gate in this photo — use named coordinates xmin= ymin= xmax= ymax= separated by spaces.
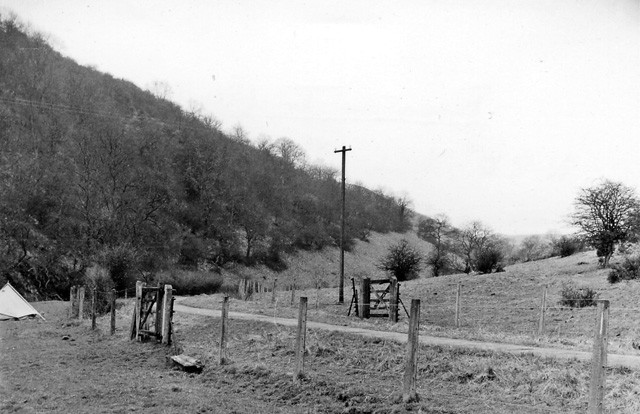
xmin=130 ymin=281 xmax=174 ymax=344
xmin=359 ymin=278 xmax=404 ymax=322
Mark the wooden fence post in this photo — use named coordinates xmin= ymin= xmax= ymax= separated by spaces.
xmin=360 ymin=278 xmax=371 ymax=319
xmin=91 ymin=288 xmax=97 ymax=330
xmin=78 ymin=286 xmax=85 ymax=320
xmin=294 ymin=297 xmax=308 ymax=383
xmin=135 ymin=281 xmax=143 ymax=342
xmin=455 ymin=283 xmax=462 ymax=328
xmin=588 ymin=300 xmax=610 ymax=414
xmin=155 ymin=283 xmax=164 ymax=339
xmin=389 ymin=278 xmax=399 ymax=322
xmin=271 ymin=279 xmax=277 ymax=303
xmin=161 ymin=284 xmax=173 ymax=345
xmin=403 ymin=299 xmax=421 ymax=403
xmin=290 ymin=276 xmax=296 ymax=306
xmin=69 ymin=286 xmax=77 ymax=319
xmin=219 ymin=296 xmax=229 ymax=365
xmin=538 ymin=285 xmax=547 ymax=336
xmin=110 ymin=289 xmax=116 ymax=335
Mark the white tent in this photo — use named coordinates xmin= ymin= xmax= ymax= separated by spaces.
xmin=0 ymin=283 xmax=45 ymax=321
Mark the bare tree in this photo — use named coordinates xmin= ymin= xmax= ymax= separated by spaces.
xmin=417 ymin=214 xmax=453 ymax=276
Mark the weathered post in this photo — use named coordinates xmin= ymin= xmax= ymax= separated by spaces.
xmin=271 ymin=278 xmax=277 ymax=303
xmin=588 ymin=300 xmax=610 ymax=414
xmin=78 ymin=286 xmax=85 ymax=320
xmin=403 ymin=299 xmax=421 ymax=403
xmin=360 ymin=278 xmax=371 ymax=319
xmin=69 ymin=286 xmax=77 ymax=319
xmin=537 ymin=285 xmax=547 ymax=336
xmin=135 ymin=281 xmax=143 ymax=342
xmin=219 ymin=296 xmax=229 ymax=365
xmin=161 ymin=284 xmax=173 ymax=345
xmin=110 ymin=289 xmax=116 ymax=335
xmin=389 ymin=278 xmax=399 ymax=322
xmin=455 ymin=283 xmax=462 ymax=328
xmin=294 ymin=297 xmax=308 ymax=383
xmin=91 ymin=288 xmax=97 ymax=330
xmin=155 ymin=283 xmax=164 ymax=339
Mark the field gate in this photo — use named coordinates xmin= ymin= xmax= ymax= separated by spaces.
xmin=359 ymin=278 xmax=407 ymax=322
xmin=130 ymin=281 xmax=174 ymax=345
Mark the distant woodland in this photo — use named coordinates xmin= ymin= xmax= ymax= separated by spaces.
xmin=0 ymin=16 xmax=412 ymax=298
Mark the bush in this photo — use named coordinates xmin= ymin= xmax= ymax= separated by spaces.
xmin=84 ymin=265 xmax=115 ymax=315
xmin=559 ymin=282 xmax=599 ymax=308
xmin=377 ymin=239 xmax=423 ymax=281
xmin=551 ymin=236 xmax=581 ymax=258
xmin=476 ymin=248 xmax=503 ymax=274
xmin=157 ymin=270 xmax=224 ymax=296
xmin=608 ymin=255 xmax=640 ymax=284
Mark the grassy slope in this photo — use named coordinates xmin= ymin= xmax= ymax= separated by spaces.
xmin=192 ymin=232 xmax=640 ymax=356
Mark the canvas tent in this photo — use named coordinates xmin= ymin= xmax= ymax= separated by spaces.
xmin=0 ymin=283 xmax=45 ymax=321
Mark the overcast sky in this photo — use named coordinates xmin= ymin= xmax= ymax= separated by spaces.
xmin=2 ymin=0 xmax=639 ymax=236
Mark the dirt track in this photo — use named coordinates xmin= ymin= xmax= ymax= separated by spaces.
xmin=174 ymin=302 xmax=640 ymax=369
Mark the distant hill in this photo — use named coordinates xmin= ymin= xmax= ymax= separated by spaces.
xmin=0 ymin=15 xmax=413 ymax=298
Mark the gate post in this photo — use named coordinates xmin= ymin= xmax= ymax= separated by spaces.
xmin=135 ymin=281 xmax=144 ymax=342
xmin=161 ymin=284 xmax=173 ymax=345
xmin=360 ymin=278 xmax=371 ymax=319
xmin=389 ymin=278 xmax=399 ymax=322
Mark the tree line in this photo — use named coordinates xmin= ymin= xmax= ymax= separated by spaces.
xmin=0 ymin=16 xmax=411 ymax=298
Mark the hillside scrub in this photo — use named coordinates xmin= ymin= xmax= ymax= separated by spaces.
xmin=0 ymin=15 xmax=412 ymax=299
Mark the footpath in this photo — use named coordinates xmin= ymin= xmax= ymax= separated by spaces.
xmin=174 ymin=303 xmax=640 ymax=369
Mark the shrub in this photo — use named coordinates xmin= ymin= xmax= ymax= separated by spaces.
xmin=84 ymin=265 xmax=115 ymax=315
xmin=608 ymin=255 xmax=640 ymax=284
xmin=552 ymin=236 xmax=580 ymax=258
xmin=559 ymin=282 xmax=599 ymax=308
xmin=377 ymin=239 xmax=423 ymax=281
xmin=157 ymin=270 xmax=224 ymax=296
xmin=476 ymin=248 xmax=503 ymax=274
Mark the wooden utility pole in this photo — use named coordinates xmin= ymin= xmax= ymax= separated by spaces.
xmin=334 ymin=145 xmax=352 ymax=304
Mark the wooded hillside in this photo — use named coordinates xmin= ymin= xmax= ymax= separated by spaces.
xmin=0 ymin=16 xmax=412 ymax=298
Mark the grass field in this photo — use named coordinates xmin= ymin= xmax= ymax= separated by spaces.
xmin=2 ymin=297 xmax=640 ymax=413
xmin=3 ymin=236 xmax=640 ymax=413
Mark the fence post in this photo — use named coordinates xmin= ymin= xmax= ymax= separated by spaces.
xmin=403 ymin=299 xmax=421 ymax=403
xmin=78 ymin=286 xmax=85 ymax=320
xmin=455 ymin=283 xmax=462 ymax=328
xmin=389 ymin=278 xmax=399 ymax=322
xmin=161 ymin=284 xmax=173 ymax=345
xmin=294 ymin=297 xmax=308 ymax=383
xmin=155 ymin=283 xmax=164 ymax=339
xmin=271 ymin=279 xmax=277 ymax=303
xmin=588 ymin=300 xmax=610 ymax=414
xmin=360 ymin=278 xmax=370 ymax=319
xmin=69 ymin=286 xmax=77 ymax=319
xmin=110 ymin=289 xmax=116 ymax=335
xmin=290 ymin=277 xmax=296 ymax=306
xmin=135 ymin=281 xmax=143 ymax=342
xmin=91 ymin=288 xmax=97 ymax=330
xmin=537 ymin=285 xmax=547 ymax=336
xmin=219 ymin=296 xmax=229 ymax=365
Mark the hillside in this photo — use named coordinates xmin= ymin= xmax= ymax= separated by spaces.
xmin=0 ymin=15 xmax=413 ymax=299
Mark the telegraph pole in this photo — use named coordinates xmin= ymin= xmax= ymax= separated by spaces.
xmin=334 ymin=146 xmax=352 ymax=304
